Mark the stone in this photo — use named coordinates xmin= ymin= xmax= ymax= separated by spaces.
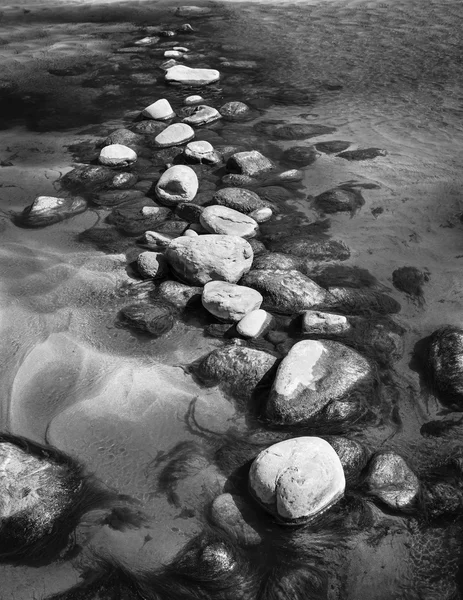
xmin=195 ymin=344 xmax=277 ymax=400
xmin=108 ymin=200 xmax=172 ymax=236
xmin=248 ymin=437 xmax=345 ymax=523
xmin=159 ymin=59 xmax=180 ymax=71
xmin=118 ymin=302 xmax=174 ymax=336
xmin=93 ymin=189 xmax=145 ymax=207
xmin=110 ymin=172 xmax=138 ymax=190
xmin=315 ymin=188 xmax=364 ymax=214
xmin=61 ymin=165 xmax=114 ymax=191
xmin=315 ymin=140 xmax=351 ymax=154
xmin=183 ymin=105 xmax=221 ymax=126
xmin=156 ymin=280 xmax=202 ymax=309
xmin=184 ymin=95 xmax=204 ymax=105
xmin=20 ymin=195 xmax=87 ymax=228
xmin=136 ymin=251 xmax=169 ymax=279
xmin=302 ymin=310 xmax=350 ymax=336
xmin=178 ymin=23 xmax=195 ymax=33
xmin=213 ymin=188 xmax=267 ymax=214
xmin=327 ymin=437 xmax=370 ymax=485
xmin=210 ymin=494 xmax=262 ymax=546
xmin=202 ymin=281 xmax=263 ymax=322
xmin=248 ymin=239 xmax=266 ymax=256
xmin=236 ymin=309 xmax=273 ymax=339
xmin=227 ymin=150 xmax=274 ymax=177
xmin=160 ymin=30 xmax=176 ymax=37
xmin=366 ymin=452 xmax=419 ymax=510
xmin=165 ymin=235 xmax=253 ymax=285
xmin=200 ymin=205 xmax=259 ymax=238
xmin=184 ymin=140 xmax=221 ymax=164
xmin=175 ymin=202 xmax=203 ymax=223
xmin=392 ymin=266 xmax=429 ymax=300
xmin=154 ymin=123 xmax=195 ymax=148
xmin=273 ymin=169 xmax=304 ymax=183
xmin=183 ymin=229 xmax=199 ymax=237
xmin=164 ymin=50 xmax=184 ymax=59
xmin=221 ymin=174 xmax=256 ymax=187
xmin=241 ymin=269 xmax=328 ymax=315
xmin=249 ymin=207 xmax=272 ymax=223
xmin=175 ymin=6 xmax=212 ymax=16
xmin=142 ymin=230 xmax=175 ymax=249
xmin=103 ymin=128 xmax=144 ymax=149
xmin=219 ymin=101 xmax=251 ymax=120
xmin=173 ymin=47 xmax=189 ymax=52
xmin=276 ymin=239 xmax=351 ymax=262
xmin=337 ymin=148 xmax=387 ymax=161
xmin=165 ymin=65 xmax=220 ymax=86
xmin=252 ymin=253 xmax=299 ymax=271
xmin=131 ymin=120 xmax=167 ymax=135
xmin=281 ymin=146 xmax=319 ymax=166
xmin=155 ymin=165 xmax=199 ymax=206
xmin=142 ymin=98 xmax=175 ymax=120
xmin=325 ymin=287 xmax=401 ymax=315
xmin=255 ymin=121 xmax=336 ymax=140
xmin=134 ymin=36 xmax=159 ymax=46
xmin=425 ymin=326 xmax=463 ymax=404
xmin=99 ymin=144 xmax=137 ymax=167
xmin=266 ymin=340 xmax=373 ymax=424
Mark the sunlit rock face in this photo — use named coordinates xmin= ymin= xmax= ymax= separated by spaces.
xmin=249 ymin=437 xmax=346 ymax=524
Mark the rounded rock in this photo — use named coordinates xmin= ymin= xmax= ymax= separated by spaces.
xmin=154 ymin=123 xmax=195 ymax=148
xmin=142 ymin=98 xmax=176 ymax=120
xmin=236 ymin=309 xmax=273 ymax=339
xmin=249 ymin=207 xmax=272 ymax=223
xmin=202 ymin=281 xmax=263 ymax=322
xmin=184 ymin=140 xmax=221 ymax=164
xmin=136 ymin=251 xmax=169 ymax=279
xmin=200 ymin=205 xmax=259 ymax=238
xmin=213 ymin=188 xmax=267 ymax=214
xmin=164 ymin=50 xmax=184 ymax=59
xmin=118 ymin=302 xmax=174 ymax=336
xmin=165 ymin=65 xmax=220 ymax=86
xmin=99 ymin=144 xmax=137 ymax=167
xmin=227 ymin=150 xmax=274 ymax=177
xmin=366 ymin=452 xmax=420 ymax=510
xmin=183 ymin=105 xmax=221 ymax=126
xmin=155 ymin=165 xmax=199 ymax=206
xmin=219 ymin=101 xmax=251 ymax=120
xmin=184 ymin=95 xmax=204 ymax=105
xmin=20 ymin=195 xmax=87 ymax=228
xmin=156 ymin=280 xmax=202 ymax=309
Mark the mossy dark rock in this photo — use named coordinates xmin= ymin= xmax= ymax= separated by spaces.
xmin=314 ymin=188 xmax=364 ymax=215
xmin=337 ymin=148 xmax=387 ymax=161
xmin=392 ymin=266 xmax=429 ymax=300
xmin=315 ymin=140 xmax=351 ymax=154
xmin=308 ymin=265 xmax=378 ymax=289
xmin=326 ymin=436 xmax=370 ymax=485
xmin=107 ymin=199 xmax=172 ymax=236
xmin=61 ymin=165 xmax=114 ymax=192
xmin=103 ymin=128 xmax=145 ymax=150
xmin=326 ymin=287 xmax=401 ymax=316
xmin=254 ymin=186 xmax=293 ymax=204
xmin=175 ymin=202 xmax=204 ymax=223
xmin=117 ymin=302 xmax=174 ymax=336
xmin=93 ymin=189 xmax=145 ymax=207
xmin=275 ymin=239 xmax=351 ymax=262
xmin=109 ymin=172 xmax=139 ymax=190
xmin=255 ymin=120 xmax=336 ymax=140
xmin=281 ymin=146 xmax=319 ymax=166
xmin=212 ymin=188 xmax=268 ymax=214
xmin=425 ymin=326 xmax=463 ymax=405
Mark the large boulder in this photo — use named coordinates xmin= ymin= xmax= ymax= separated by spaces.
xmin=227 ymin=150 xmax=274 ymax=177
xmin=98 ymin=144 xmax=137 ymax=167
xmin=195 ymin=343 xmax=277 ymax=400
xmin=200 ymin=205 xmax=259 ymax=238
xmin=212 ymin=188 xmax=267 ymax=214
xmin=425 ymin=326 xmax=463 ymax=405
xmin=19 ymin=195 xmax=87 ymax=228
xmin=155 ymin=165 xmax=199 ymax=206
xmin=241 ymin=269 xmax=328 ymax=315
xmin=165 ymin=65 xmax=220 ymax=86
xmin=165 ymin=235 xmax=253 ymax=285
xmin=248 ymin=437 xmax=345 ymax=524
xmin=266 ymin=340 xmax=373 ymax=424
xmin=366 ymin=452 xmax=419 ymax=510
xmin=202 ymin=281 xmax=263 ymax=322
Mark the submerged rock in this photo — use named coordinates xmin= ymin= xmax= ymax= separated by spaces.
xmin=425 ymin=326 xmax=463 ymax=405
xmin=315 ymin=140 xmax=351 ymax=154
xmin=61 ymin=165 xmax=114 ymax=191
xmin=210 ymin=493 xmax=262 ymax=546
xmin=165 ymin=65 xmax=220 ymax=86
xmin=241 ymin=269 xmax=328 ymax=315
xmin=248 ymin=437 xmax=345 ymax=524
xmin=302 ymin=310 xmax=351 ymax=336
xmin=110 ymin=172 xmax=139 ymax=190
xmin=200 ymin=205 xmax=259 ymax=238
xmin=202 ymin=281 xmax=263 ymax=322
xmin=219 ymin=101 xmax=251 ymax=120
xmin=184 ymin=95 xmax=204 ymax=105
xmin=108 ymin=200 xmax=172 ymax=236
xmin=252 ymin=252 xmax=299 ymax=272
xmin=392 ymin=266 xmax=429 ymax=300
xmin=93 ymin=189 xmax=144 ymax=207
xmin=337 ymin=148 xmax=387 ymax=161
xmin=249 ymin=207 xmax=273 ymax=223
xmin=326 ymin=287 xmax=401 ymax=315
xmin=195 ymin=343 xmax=277 ymax=400
xmin=99 ymin=144 xmax=137 ymax=167
xmin=155 ymin=165 xmax=199 ymax=206
xmin=118 ymin=302 xmax=174 ymax=336
xmin=213 ymin=188 xmax=267 ymax=214
xmin=227 ymin=151 xmax=275 ymax=178
xmin=266 ymin=340 xmax=373 ymax=424
xmin=103 ymin=128 xmax=144 ymax=149
xmin=255 ymin=121 xmax=336 ymax=140
xmin=131 ymin=120 xmax=167 ymax=135
xmin=275 ymin=239 xmax=351 ymax=262
xmin=314 ymin=188 xmax=364 ymax=215
xmin=366 ymin=452 xmax=419 ymax=510
xmin=165 ymin=234 xmax=253 ymax=285
xmin=327 ymin=437 xmax=370 ymax=485
xmin=156 ymin=280 xmax=202 ymax=309
xmin=175 ymin=202 xmax=204 ymax=223
xmin=20 ymin=195 xmax=87 ymax=228
xmin=281 ymin=146 xmax=319 ymax=166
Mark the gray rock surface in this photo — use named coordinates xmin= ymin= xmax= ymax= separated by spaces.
xmin=155 ymin=165 xmax=199 ymax=206
xmin=200 ymin=205 xmax=259 ymax=238
xmin=202 ymin=281 xmax=263 ymax=322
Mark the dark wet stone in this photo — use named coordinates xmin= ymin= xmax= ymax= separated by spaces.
xmin=247 ymin=239 xmax=267 ymax=256
xmin=107 ymin=199 xmax=172 ymax=236
xmin=392 ymin=266 xmax=429 ymax=300
xmin=155 ymin=219 xmax=189 ymax=236
xmin=150 ymin=146 xmax=184 ymax=166
xmin=48 ymin=63 xmax=92 ymax=77
xmin=219 ymin=101 xmax=251 ymax=121
xmin=275 ymin=239 xmax=351 ymax=262
xmin=314 ymin=188 xmax=364 ymax=215
xmin=194 ymin=343 xmax=278 ymax=401
xmin=78 ymin=226 xmax=134 ymax=253
xmin=103 ymin=128 xmax=144 ymax=150
xmin=136 ymin=251 xmax=169 ymax=279
xmin=156 ymin=280 xmax=202 ymax=309
xmin=214 ymin=144 xmax=247 ymax=161
xmin=19 ymin=195 xmax=87 ymax=228
xmin=175 ymin=202 xmax=203 ymax=223
xmin=326 ymin=287 xmax=401 ymax=315
xmin=337 ymin=148 xmax=387 ymax=161
xmin=254 ymin=186 xmax=293 ymax=204
xmin=221 ymin=173 xmax=256 ymax=187
xmin=210 ymin=493 xmax=262 ymax=546
xmin=61 ymin=165 xmax=114 ymax=192
xmin=93 ymin=189 xmax=145 ymax=207
xmin=326 ymin=436 xmax=370 ymax=485
xmin=255 ymin=120 xmax=336 ymax=140
xmin=212 ymin=188 xmax=267 ymax=214
xmin=425 ymin=326 xmax=463 ymax=405
xmin=109 ymin=172 xmax=139 ymax=190
xmin=177 ymin=23 xmax=195 ymax=33
xmin=160 ymin=30 xmax=176 ymax=37
xmin=131 ymin=120 xmax=167 ymax=135
xmin=281 ymin=146 xmax=319 ymax=166
xmin=366 ymin=452 xmax=419 ymax=510
xmin=252 ymin=252 xmax=299 ymax=271
xmin=315 ymin=141 xmax=351 ymax=154
xmin=117 ymin=302 xmax=174 ymax=336
xmin=308 ymin=265 xmax=378 ymax=289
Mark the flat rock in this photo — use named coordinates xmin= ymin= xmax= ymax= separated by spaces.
xmin=315 ymin=140 xmax=351 ymax=154
xmin=241 ymin=269 xmax=328 ymax=315
xmin=175 ymin=6 xmax=212 ymax=17
xmin=103 ymin=128 xmax=144 ymax=149
xmin=281 ymin=145 xmax=319 ymax=166
xmin=252 ymin=253 xmax=299 ymax=271
xmin=155 ymin=165 xmax=199 ymax=206
xmin=366 ymin=452 xmax=419 ymax=510
xmin=20 ymin=195 xmax=87 ymax=228
xmin=61 ymin=165 xmax=114 ymax=191
xmin=255 ymin=121 xmax=336 ymax=140
xmin=183 ymin=105 xmax=221 ymax=126
xmin=219 ymin=101 xmax=251 ymax=120
xmin=165 ymin=234 xmax=253 ymax=285
xmin=99 ymin=144 xmax=137 ymax=167
xmin=200 ymin=205 xmax=259 ymax=238
xmin=212 ymin=188 xmax=267 ymax=214
xmin=154 ymin=123 xmax=195 ymax=148
xmin=165 ymin=65 xmax=220 ymax=86
xmin=227 ymin=150 xmax=275 ymax=177
xmin=315 ymin=188 xmax=364 ymax=214
xmin=202 ymin=281 xmax=263 ymax=322
xmin=248 ymin=437 xmax=345 ymax=523
xmin=108 ymin=200 xmax=172 ymax=236
xmin=184 ymin=95 xmax=204 ymax=105
xmin=134 ymin=36 xmax=159 ymax=46
xmin=142 ymin=98 xmax=175 ymax=120
xmin=276 ymin=239 xmax=351 ymax=262
xmin=109 ymin=172 xmax=139 ymax=190
xmin=337 ymin=148 xmax=387 ymax=161
xmin=302 ymin=310 xmax=351 ymax=335
xmin=93 ymin=189 xmax=144 ymax=207
xmin=136 ymin=251 xmax=169 ymax=279
xmin=266 ymin=340 xmax=373 ymax=424
xmin=131 ymin=120 xmax=167 ymax=135
xmin=164 ymin=50 xmax=184 ymax=59
xmin=236 ymin=309 xmax=273 ymax=339
xmin=184 ymin=140 xmax=221 ymax=164
xmin=156 ymin=280 xmax=202 ymax=309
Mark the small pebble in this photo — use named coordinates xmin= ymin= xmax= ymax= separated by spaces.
xmin=184 ymin=95 xmax=204 ymax=105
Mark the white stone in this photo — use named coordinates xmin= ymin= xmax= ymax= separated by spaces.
xmin=173 ymin=46 xmax=189 ymax=52
xmin=142 ymin=98 xmax=175 ymax=120
xmin=154 ymin=123 xmax=195 ymax=148
xmin=202 ymin=281 xmax=263 ymax=322
xmin=166 ymin=65 xmax=220 ymax=86
xmin=164 ymin=50 xmax=184 ymax=59
xmin=236 ymin=309 xmax=273 ymax=339
xmin=143 ymin=231 xmax=174 ymax=249
xmin=249 ymin=207 xmax=273 ymax=223
xmin=227 ymin=150 xmax=274 ymax=177
xmin=200 ymin=205 xmax=259 ymax=238
xmin=99 ymin=144 xmax=137 ymax=167
xmin=249 ymin=437 xmax=345 ymax=522
xmin=135 ymin=36 xmax=159 ymax=46
xmin=183 ymin=105 xmax=221 ymax=126
xmin=183 ymin=229 xmax=199 ymax=237
xmin=184 ymin=95 xmax=204 ymax=105
xmin=155 ymin=165 xmax=199 ymax=206
xmin=184 ymin=140 xmax=220 ymax=163
xmin=302 ymin=311 xmax=350 ymax=335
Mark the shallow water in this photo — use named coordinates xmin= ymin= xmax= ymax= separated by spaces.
xmin=0 ymin=0 xmax=463 ymax=597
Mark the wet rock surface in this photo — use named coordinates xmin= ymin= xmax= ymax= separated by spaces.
xmin=202 ymin=281 xmax=263 ymax=322
xmin=366 ymin=452 xmax=420 ymax=510
xmin=200 ymin=205 xmax=259 ymax=238
xmin=20 ymin=195 xmax=87 ymax=228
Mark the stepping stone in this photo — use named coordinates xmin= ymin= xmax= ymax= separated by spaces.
xmin=142 ymin=98 xmax=175 ymax=120
xmin=99 ymin=144 xmax=137 ymax=167
xmin=200 ymin=205 xmax=259 ymax=238
xmin=227 ymin=150 xmax=274 ymax=177
xmin=155 ymin=165 xmax=199 ymax=206
xmin=184 ymin=140 xmax=221 ymax=164
xmin=164 ymin=50 xmax=184 ymax=59
xmin=165 ymin=65 xmax=220 ymax=86
xmin=183 ymin=105 xmax=221 ymax=126
xmin=154 ymin=123 xmax=195 ymax=148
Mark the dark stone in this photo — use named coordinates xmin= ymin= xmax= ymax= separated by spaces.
xmin=19 ymin=196 xmax=87 ymax=228
xmin=252 ymin=252 xmax=299 ymax=271
xmin=325 ymin=287 xmax=401 ymax=315
xmin=93 ymin=189 xmax=145 ymax=207
xmin=315 ymin=141 xmax=351 ymax=154
xmin=103 ymin=128 xmax=144 ymax=149
xmin=254 ymin=186 xmax=293 ymax=204
xmin=326 ymin=436 xmax=370 ymax=485
xmin=308 ymin=265 xmax=378 ymax=289
xmin=117 ymin=302 xmax=174 ymax=336
xmin=337 ymin=148 xmax=387 ymax=161
xmin=107 ymin=199 xmax=172 ymax=236
xmin=247 ymin=239 xmax=267 ymax=256
xmin=175 ymin=202 xmax=204 ymax=223
xmin=425 ymin=326 xmax=463 ymax=406
xmin=254 ymin=120 xmax=336 ymax=140
xmin=131 ymin=120 xmax=167 ymax=135
xmin=281 ymin=146 xmax=319 ymax=166
xmin=275 ymin=239 xmax=351 ymax=262
xmin=212 ymin=188 xmax=267 ymax=214
xmin=314 ymin=188 xmax=364 ymax=215
xmin=61 ymin=165 xmax=114 ymax=192
xmin=392 ymin=266 xmax=429 ymax=300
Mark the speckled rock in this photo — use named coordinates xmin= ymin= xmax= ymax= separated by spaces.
xmin=213 ymin=188 xmax=267 ymax=214
xmin=200 ymin=205 xmax=259 ymax=238
xmin=99 ymin=144 xmax=137 ymax=167
xmin=103 ymin=128 xmax=144 ymax=149
xmin=20 ymin=195 xmax=87 ymax=228
xmin=236 ymin=309 xmax=273 ymax=339
xmin=249 ymin=207 xmax=272 ymax=223
xmin=154 ymin=123 xmax=195 ymax=148
xmin=156 ymin=280 xmax=202 ymax=309
xmin=118 ymin=302 xmax=174 ymax=336
xmin=165 ymin=234 xmax=253 ymax=285
xmin=227 ymin=150 xmax=275 ymax=177
xmin=136 ymin=251 xmax=169 ymax=279
xmin=425 ymin=326 xmax=463 ymax=403
xmin=302 ymin=311 xmax=351 ymax=335
xmin=248 ymin=437 xmax=345 ymax=523
xmin=366 ymin=452 xmax=420 ymax=510
xmin=184 ymin=140 xmax=221 ymax=164
xmin=252 ymin=253 xmax=299 ymax=271
xmin=202 ymin=281 xmax=263 ymax=322
xmin=315 ymin=188 xmax=364 ymax=214
xmin=155 ymin=165 xmax=199 ymax=206
xmin=255 ymin=121 xmax=336 ymax=140
xmin=142 ymin=98 xmax=175 ymax=120
xmin=241 ymin=269 xmax=328 ymax=315
xmin=219 ymin=101 xmax=251 ymax=120
xmin=183 ymin=105 xmax=221 ymax=126
xmin=60 ymin=165 xmax=113 ymax=191
xmin=166 ymin=65 xmax=220 ymax=86
xmin=175 ymin=202 xmax=203 ymax=223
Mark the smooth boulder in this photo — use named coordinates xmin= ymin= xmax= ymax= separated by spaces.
xmin=142 ymin=98 xmax=175 ymax=120
xmin=155 ymin=165 xmax=199 ymax=206
xmin=200 ymin=205 xmax=259 ymax=238
xmin=183 ymin=105 xmax=221 ymax=126
xmin=165 ymin=65 xmax=220 ymax=86
xmin=154 ymin=123 xmax=195 ymax=148
xmin=266 ymin=340 xmax=373 ymax=424
xmin=98 ymin=144 xmax=137 ymax=167
xmin=165 ymin=234 xmax=253 ymax=285
xmin=248 ymin=437 xmax=345 ymax=523
xmin=366 ymin=452 xmax=419 ymax=510
xmin=202 ymin=281 xmax=263 ymax=322
xmin=236 ymin=309 xmax=273 ymax=339
xmin=227 ymin=150 xmax=274 ymax=177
